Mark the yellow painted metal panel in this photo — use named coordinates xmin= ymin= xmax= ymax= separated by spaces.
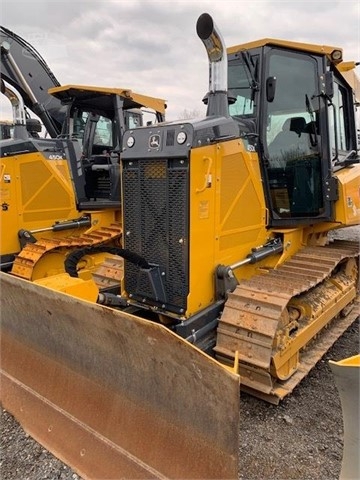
xmin=334 ymin=164 xmax=360 ymax=226
xmin=187 ymin=139 xmax=269 ymax=315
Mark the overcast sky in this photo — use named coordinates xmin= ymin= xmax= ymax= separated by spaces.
xmin=1 ymin=0 xmax=359 ymax=121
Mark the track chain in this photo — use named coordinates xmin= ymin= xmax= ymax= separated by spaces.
xmin=215 ymin=239 xmax=359 ymax=403
xmin=10 ymin=223 xmax=122 ymax=282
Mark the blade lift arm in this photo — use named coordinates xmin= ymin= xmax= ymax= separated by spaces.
xmin=215 ymin=237 xmax=283 ymax=300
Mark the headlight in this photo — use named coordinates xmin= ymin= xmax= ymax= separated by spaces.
xmin=176 ymin=131 xmax=187 ymax=145
xmin=127 ymin=136 xmax=135 ymax=148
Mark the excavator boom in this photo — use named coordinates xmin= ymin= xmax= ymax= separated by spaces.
xmin=1 ymin=26 xmax=65 ymax=136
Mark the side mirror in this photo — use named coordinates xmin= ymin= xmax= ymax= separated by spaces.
xmin=319 ymin=72 xmax=334 ymax=99
xmin=266 ymin=76 xmax=277 ymax=102
xmin=26 ymin=118 xmax=42 ymax=133
xmin=325 ymin=72 xmax=334 ymax=98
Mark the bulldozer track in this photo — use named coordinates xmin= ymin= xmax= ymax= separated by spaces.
xmin=10 ymin=222 xmax=123 ymax=288
xmin=215 ymin=239 xmax=359 ymax=404
xmin=91 ymin=255 xmax=124 ymax=290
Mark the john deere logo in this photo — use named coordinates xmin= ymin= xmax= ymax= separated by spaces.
xmin=149 ymin=134 xmax=160 ymax=149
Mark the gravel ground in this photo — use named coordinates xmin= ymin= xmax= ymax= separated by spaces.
xmin=1 ymin=227 xmax=359 ymax=480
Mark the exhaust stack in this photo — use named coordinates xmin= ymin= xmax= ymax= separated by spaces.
xmin=1 ymin=80 xmax=28 ymax=139
xmin=196 ymin=13 xmax=229 ymax=117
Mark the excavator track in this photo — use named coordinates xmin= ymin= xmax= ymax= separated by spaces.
xmin=10 ymin=222 xmax=123 ymax=289
xmin=215 ymin=239 xmax=359 ymax=404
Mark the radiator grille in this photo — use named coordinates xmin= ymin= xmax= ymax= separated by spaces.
xmin=123 ymin=158 xmax=189 ymax=313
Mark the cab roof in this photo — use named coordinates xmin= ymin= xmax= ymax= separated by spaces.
xmin=227 ymin=38 xmax=343 ymax=64
xmin=227 ymin=38 xmax=359 ymax=99
xmin=48 ymin=84 xmax=166 ymax=115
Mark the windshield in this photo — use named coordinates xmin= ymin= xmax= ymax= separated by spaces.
xmin=125 ymin=109 xmax=143 ymax=129
xmin=125 ymin=108 xmax=161 ymax=128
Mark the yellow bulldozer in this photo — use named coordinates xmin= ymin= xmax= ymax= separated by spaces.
xmin=1 ymin=25 xmax=166 ymax=282
xmin=1 ymin=81 xmax=166 ymax=283
xmin=1 ymin=12 xmax=359 ymax=480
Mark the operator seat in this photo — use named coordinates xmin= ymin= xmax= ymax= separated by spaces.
xmin=268 ymin=117 xmax=310 ymax=165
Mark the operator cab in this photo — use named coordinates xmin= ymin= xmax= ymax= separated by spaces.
xmin=50 ymin=85 xmax=166 ymax=209
xmin=227 ymin=40 xmax=359 ymax=226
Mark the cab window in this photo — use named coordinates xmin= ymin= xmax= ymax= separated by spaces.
xmin=228 ymin=57 xmax=258 ymax=117
xmin=94 ymin=116 xmax=113 ymax=147
xmin=328 ymin=81 xmax=352 ymax=160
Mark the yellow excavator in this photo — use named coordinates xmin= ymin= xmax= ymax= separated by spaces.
xmin=1 ymin=13 xmax=359 ymax=480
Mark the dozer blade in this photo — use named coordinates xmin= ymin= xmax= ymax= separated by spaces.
xmin=329 ymin=354 xmax=360 ymax=480
xmin=0 ymin=272 xmax=240 ymax=480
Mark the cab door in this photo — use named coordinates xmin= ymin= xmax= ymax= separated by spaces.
xmin=262 ymin=47 xmax=334 ymax=226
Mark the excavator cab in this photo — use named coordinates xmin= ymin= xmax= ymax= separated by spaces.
xmin=227 ymin=40 xmax=359 ymax=226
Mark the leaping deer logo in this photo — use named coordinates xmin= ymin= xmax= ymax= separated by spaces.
xmin=149 ymin=134 xmax=160 ymax=149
